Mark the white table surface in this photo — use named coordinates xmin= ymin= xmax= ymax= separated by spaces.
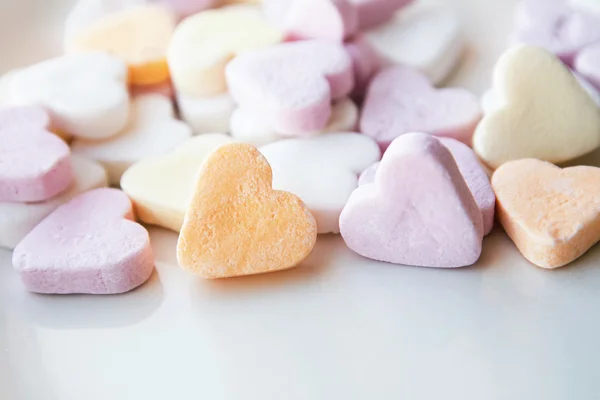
xmin=2 ymin=1 xmax=600 ymax=399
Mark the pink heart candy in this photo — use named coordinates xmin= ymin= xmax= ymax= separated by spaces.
xmin=575 ymin=43 xmax=600 ymax=90
xmin=345 ymin=34 xmax=381 ymax=100
xmin=350 ymin=0 xmax=414 ymax=29
xmin=226 ymin=40 xmax=354 ymax=135
xmin=515 ymin=0 xmax=600 ymax=65
xmin=360 ymin=66 xmax=481 ymax=150
xmin=340 ymin=132 xmax=484 ymax=268
xmin=12 ymin=188 xmax=154 ymax=294
xmin=359 ymin=137 xmax=495 ymax=235
xmin=0 ymin=106 xmax=72 ymax=202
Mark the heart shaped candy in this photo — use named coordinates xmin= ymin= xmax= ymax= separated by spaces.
xmin=492 ymin=158 xmax=600 ymax=269
xmin=514 ymin=0 xmax=600 ymax=64
xmin=473 ymin=45 xmax=600 ymax=169
xmin=0 ymin=106 xmax=72 ymax=202
xmin=230 ymin=98 xmax=358 ymax=146
xmin=340 ymin=132 xmax=483 ymax=268
xmin=360 ymin=66 xmax=481 ymax=149
xmin=168 ymin=5 xmax=283 ymax=97
xmin=260 ymin=132 xmax=380 ymax=234
xmin=177 ymin=92 xmax=236 ymax=135
xmin=66 ymin=4 xmax=176 ymax=86
xmin=0 ymin=156 xmax=107 ymax=249
xmin=72 ymin=94 xmax=191 ymax=185
xmin=177 ymin=143 xmax=317 ymax=278
xmin=365 ymin=8 xmax=463 ymax=85
xmin=265 ymin=0 xmax=358 ymax=41
xmin=9 ymin=52 xmax=129 ymax=140
xmin=12 ymin=188 xmax=154 ymax=294
xmin=359 ymin=137 xmax=495 ymax=235
xmin=226 ymin=40 xmax=354 ymax=135
xmin=121 ymin=134 xmax=233 ymax=232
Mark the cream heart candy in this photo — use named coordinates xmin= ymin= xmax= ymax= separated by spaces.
xmin=168 ymin=5 xmax=283 ymax=97
xmin=226 ymin=40 xmax=354 ymax=135
xmin=66 ymin=4 xmax=176 ymax=86
xmin=365 ymin=8 xmax=463 ymax=85
xmin=0 ymin=156 xmax=107 ymax=249
xmin=260 ymin=132 xmax=380 ymax=234
xmin=473 ymin=45 xmax=600 ymax=169
xmin=176 ymin=92 xmax=236 ymax=134
xmin=121 ymin=133 xmax=233 ymax=232
xmin=230 ymin=98 xmax=358 ymax=146
xmin=9 ymin=52 xmax=129 ymax=140
xmin=72 ymin=94 xmax=191 ymax=185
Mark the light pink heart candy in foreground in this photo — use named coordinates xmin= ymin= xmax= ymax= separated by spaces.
xmin=360 ymin=66 xmax=481 ymax=150
xmin=350 ymin=0 xmax=414 ymax=29
xmin=226 ymin=40 xmax=354 ymax=135
xmin=340 ymin=132 xmax=484 ymax=268
xmin=12 ymin=188 xmax=154 ymax=294
xmin=0 ymin=106 xmax=72 ymax=202
xmin=359 ymin=137 xmax=495 ymax=235
xmin=345 ymin=34 xmax=381 ymax=99
xmin=514 ymin=0 xmax=600 ymax=65
xmin=574 ymin=43 xmax=600 ymax=90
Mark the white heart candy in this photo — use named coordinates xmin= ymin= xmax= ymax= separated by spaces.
xmin=9 ymin=52 xmax=129 ymax=140
xmin=177 ymin=92 xmax=236 ymax=135
xmin=0 ymin=156 xmax=107 ymax=249
xmin=365 ymin=8 xmax=463 ymax=85
xmin=121 ymin=133 xmax=233 ymax=231
xmin=71 ymin=94 xmax=191 ymax=184
xmin=230 ymin=98 xmax=358 ymax=146
xmin=260 ymin=132 xmax=380 ymax=234
xmin=474 ymin=45 xmax=600 ymax=169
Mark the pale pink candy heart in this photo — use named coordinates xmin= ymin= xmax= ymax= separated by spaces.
xmin=265 ymin=0 xmax=358 ymax=41
xmin=12 ymin=188 xmax=154 ymax=294
xmin=226 ymin=40 xmax=354 ymax=135
xmin=360 ymin=66 xmax=481 ymax=150
xmin=340 ymin=132 xmax=484 ymax=268
xmin=574 ymin=43 xmax=600 ymax=90
xmin=345 ymin=34 xmax=381 ymax=100
xmin=359 ymin=137 xmax=495 ymax=235
xmin=350 ymin=0 xmax=414 ymax=30
xmin=153 ymin=0 xmax=217 ymax=19
xmin=514 ymin=0 xmax=600 ymax=65
xmin=0 ymin=106 xmax=72 ymax=202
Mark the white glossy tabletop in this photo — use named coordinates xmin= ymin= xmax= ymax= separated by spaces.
xmin=2 ymin=1 xmax=600 ymax=399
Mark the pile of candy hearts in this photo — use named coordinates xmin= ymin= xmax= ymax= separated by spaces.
xmin=3 ymin=0 xmax=600 ymax=295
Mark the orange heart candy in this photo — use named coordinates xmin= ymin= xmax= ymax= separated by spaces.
xmin=176 ymin=143 xmax=317 ymax=278
xmin=67 ymin=4 xmax=176 ymax=86
xmin=492 ymin=158 xmax=600 ymax=269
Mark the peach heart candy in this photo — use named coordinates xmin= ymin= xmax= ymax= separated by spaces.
xmin=265 ymin=0 xmax=358 ymax=41
xmin=359 ymin=137 xmax=495 ymax=235
xmin=492 ymin=158 xmax=600 ymax=269
xmin=66 ymin=4 xmax=176 ymax=86
xmin=350 ymin=0 xmax=414 ymax=29
xmin=473 ymin=45 xmax=600 ymax=169
xmin=0 ymin=106 xmax=72 ymax=202
xmin=12 ymin=188 xmax=154 ymax=294
xmin=9 ymin=52 xmax=129 ymax=140
xmin=340 ymin=132 xmax=483 ymax=268
xmin=120 ymin=134 xmax=233 ymax=232
xmin=0 ymin=157 xmax=107 ymax=250
xmin=514 ymin=0 xmax=600 ymax=65
xmin=177 ymin=143 xmax=317 ymax=279
xmin=360 ymin=66 xmax=481 ymax=150
xmin=226 ymin=40 xmax=354 ymax=135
